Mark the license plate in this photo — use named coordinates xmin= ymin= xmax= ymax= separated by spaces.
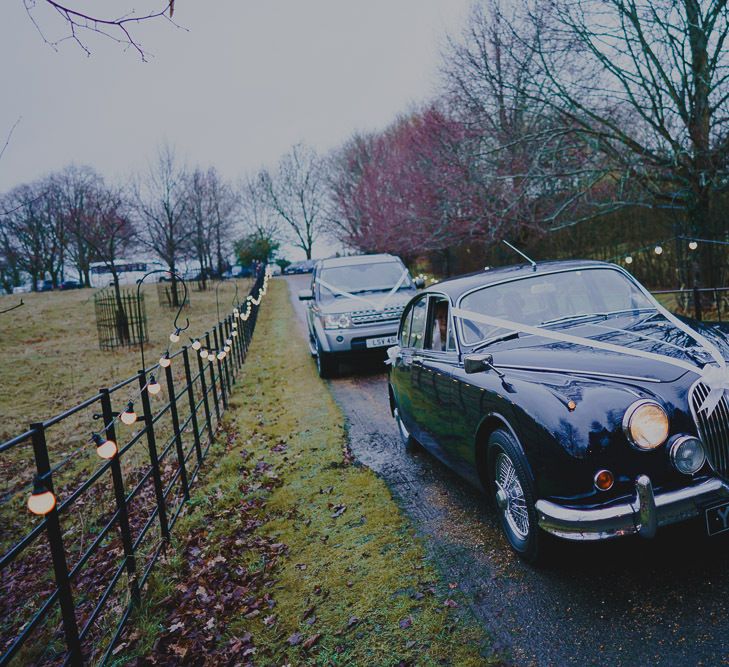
xmin=705 ymin=501 xmax=729 ymax=536
xmin=366 ymin=335 xmax=398 ymax=349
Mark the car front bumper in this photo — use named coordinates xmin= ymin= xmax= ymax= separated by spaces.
xmin=536 ymin=476 xmax=729 ymax=541
xmin=318 ymin=323 xmax=398 ymax=354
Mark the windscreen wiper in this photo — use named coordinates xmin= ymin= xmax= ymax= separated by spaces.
xmin=472 ymin=331 xmax=520 ymax=351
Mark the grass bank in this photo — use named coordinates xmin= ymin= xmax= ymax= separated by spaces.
xmin=120 ymin=279 xmax=493 ymax=666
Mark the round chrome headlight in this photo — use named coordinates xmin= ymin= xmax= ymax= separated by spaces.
xmin=622 ymin=399 xmax=669 ymax=450
xmin=669 ymin=435 xmax=706 ymax=475
xmin=322 ymin=313 xmax=352 ymax=329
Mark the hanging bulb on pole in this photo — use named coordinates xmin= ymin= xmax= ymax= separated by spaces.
xmin=159 ymin=354 xmax=171 ymax=368
xmin=200 ymin=349 xmax=209 ymax=359
xmin=169 ymin=329 xmax=181 ymax=343
xmin=120 ymin=401 xmax=137 ymax=425
xmin=147 ymin=375 xmax=162 ymax=395
xmin=654 ymin=245 xmax=663 ymax=255
xmin=27 ymin=477 xmax=56 ymax=515
xmin=625 ymin=256 xmax=633 ymax=265
xmin=689 ymin=241 xmax=698 ymax=250
xmin=192 ymin=339 xmax=202 ymax=351
xmin=92 ymin=433 xmax=118 ymax=459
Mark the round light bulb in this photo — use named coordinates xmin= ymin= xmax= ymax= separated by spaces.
xmin=120 ymin=409 xmax=137 ymax=425
xmin=169 ymin=332 xmax=180 ymax=343
xmin=192 ymin=340 xmax=202 ymax=350
xmin=625 ymin=256 xmax=633 ymax=264
xmin=654 ymin=245 xmax=663 ymax=255
xmin=148 ymin=377 xmax=162 ymax=395
xmin=200 ymin=349 xmax=209 ymax=359
xmin=232 ymin=322 xmax=238 ymax=329
xmin=159 ymin=356 xmax=171 ymax=368
xmin=28 ymin=488 xmax=56 ymax=515
xmin=96 ymin=438 xmax=118 ymax=459
xmin=217 ymin=351 xmax=225 ymax=360
xmin=232 ymin=330 xmax=238 ymax=337
xmin=226 ymin=339 xmax=232 ymax=346
xmin=224 ymin=345 xmax=231 ymax=352
xmin=689 ymin=241 xmax=698 ymax=250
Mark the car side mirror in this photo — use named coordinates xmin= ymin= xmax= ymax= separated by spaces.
xmin=414 ymin=277 xmax=426 ymax=289
xmin=464 ymin=353 xmax=494 ymax=374
xmin=298 ymin=289 xmax=313 ymax=301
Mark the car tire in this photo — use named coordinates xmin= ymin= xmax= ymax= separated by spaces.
xmin=487 ymin=429 xmax=542 ymax=563
xmin=315 ymin=342 xmax=338 ymax=379
xmin=394 ymin=406 xmax=419 ymax=451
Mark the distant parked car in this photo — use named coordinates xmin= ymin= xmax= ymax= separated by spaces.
xmin=60 ymin=279 xmax=82 ymax=290
xmin=298 ymin=253 xmax=424 ymax=377
xmin=39 ymin=280 xmax=54 ymax=292
xmin=286 ymin=260 xmax=316 ymax=274
xmin=12 ymin=284 xmax=31 ymax=294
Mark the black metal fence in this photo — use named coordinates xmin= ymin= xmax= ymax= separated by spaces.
xmin=0 ymin=268 xmax=268 ymax=666
xmin=652 ymin=286 xmax=729 ymax=323
xmin=93 ymin=288 xmax=148 ymax=350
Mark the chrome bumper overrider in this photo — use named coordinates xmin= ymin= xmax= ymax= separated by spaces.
xmin=536 ymin=476 xmax=729 ymax=541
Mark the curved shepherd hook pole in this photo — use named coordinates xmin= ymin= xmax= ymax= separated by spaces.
xmin=0 ymin=298 xmax=24 ymax=315
xmin=231 ymin=281 xmax=239 ymax=309
xmin=136 ymin=269 xmax=190 ymax=371
xmin=214 ymin=280 xmax=226 ymax=323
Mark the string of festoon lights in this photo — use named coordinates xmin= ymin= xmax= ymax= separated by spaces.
xmin=611 ymin=235 xmax=726 ymax=266
xmin=27 ymin=268 xmax=273 ymax=516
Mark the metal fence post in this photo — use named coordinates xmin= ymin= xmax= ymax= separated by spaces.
xmin=205 ymin=332 xmax=221 ymax=423
xmin=693 ymin=285 xmax=703 ymax=321
xmin=182 ymin=347 xmax=203 ymax=465
xmin=195 ymin=344 xmax=214 ymax=447
xmin=137 ymin=371 xmax=170 ymax=541
xmin=30 ymin=423 xmax=83 ymax=666
xmin=99 ymin=389 xmax=140 ymax=606
xmin=163 ymin=363 xmax=190 ymax=501
xmin=220 ymin=321 xmax=233 ymax=395
xmin=212 ymin=327 xmax=228 ymax=410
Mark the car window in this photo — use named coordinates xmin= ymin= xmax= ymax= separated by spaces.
xmin=317 ymin=261 xmax=413 ymax=300
xmin=408 ymin=297 xmax=428 ymax=349
xmin=425 ymin=297 xmax=455 ymax=352
xmin=399 ymin=304 xmax=414 ymax=346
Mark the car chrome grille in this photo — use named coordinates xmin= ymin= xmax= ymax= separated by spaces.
xmin=689 ymin=381 xmax=729 ymax=478
xmin=350 ymin=306 xmax=403 ymax=326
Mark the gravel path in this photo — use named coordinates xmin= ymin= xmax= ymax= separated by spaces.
xmin=285 ymin=274 xmax=729 ymax=667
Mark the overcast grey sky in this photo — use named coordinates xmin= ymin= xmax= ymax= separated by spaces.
xmin=1 ymin=1 xmax=472 ymax=192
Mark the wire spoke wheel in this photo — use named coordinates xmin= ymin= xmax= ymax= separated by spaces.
xmin=495 ymin=451 xmax=530 ymax=539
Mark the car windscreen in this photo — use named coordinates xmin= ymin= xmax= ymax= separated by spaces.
xmin=458 ymin=268 xmax=656 ymax=345
xmin=318 ymin=262 xmax=413 ymax=299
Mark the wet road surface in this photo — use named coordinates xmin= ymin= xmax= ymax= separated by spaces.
xmin=285 ymin=275 xmax=729 ymax=667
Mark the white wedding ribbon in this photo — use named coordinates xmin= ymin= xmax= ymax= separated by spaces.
xmin=316 ymin=269 xmax=410 ymax=312
xmin=451 ymin=306 xmax=729 ymax=417
xmin=385 ymin=344 xmax=400 ymax=365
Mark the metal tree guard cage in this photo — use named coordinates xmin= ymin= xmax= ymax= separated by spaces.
xmin=157 ymin=280 xmax=191 ymax=308
xmin=94 ymin=288 xmax=148 ymax=350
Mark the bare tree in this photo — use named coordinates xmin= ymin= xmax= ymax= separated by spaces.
xmin=478 ymin=0 xmax=729 ymax=286
xmin=261 ymin=143 xmax=326 ymax=260
xmin=134 ymin=144 xmax=192 ymax=304
xmin=53 ymin=165 xmax=103 ymax=286
xmin=239 ymin=173 xmax=282 ymax=247
xmin=23 ymin=1 xmax=178 ymax=60
xmin=82 ymin=186 xmax=137 ymax=340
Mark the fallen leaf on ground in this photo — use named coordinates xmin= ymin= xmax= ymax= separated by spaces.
xmin=399 ymin=617 xmax=413 ymax=629
xmin=302 ymin=633 xmax=322 ymax=650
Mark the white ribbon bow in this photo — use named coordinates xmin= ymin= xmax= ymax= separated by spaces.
xmin=385 ymin=345 xmax=401 ymax=365
xmin=698 ymin=365 xmax=729 ymax=415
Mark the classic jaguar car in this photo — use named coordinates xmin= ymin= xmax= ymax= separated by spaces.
xmin=298 ymin=253 xmax=423 ymax=377
xmin=388 ymin=259 xmax=729 ymax=562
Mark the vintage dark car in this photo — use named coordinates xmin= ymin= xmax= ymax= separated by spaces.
xmin=388 ymin=259 xmax=729 ymax=561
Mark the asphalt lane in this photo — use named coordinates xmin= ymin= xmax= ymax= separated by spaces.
xmin=284 ymin=274 xmax=729 ymax=667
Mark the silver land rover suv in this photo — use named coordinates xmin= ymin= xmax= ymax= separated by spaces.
xmin=298 ymin=253 xmax=422 ymax=377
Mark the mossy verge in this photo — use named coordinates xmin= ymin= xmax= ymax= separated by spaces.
xmin=117 ymin=279 xmax=494 ymax=666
